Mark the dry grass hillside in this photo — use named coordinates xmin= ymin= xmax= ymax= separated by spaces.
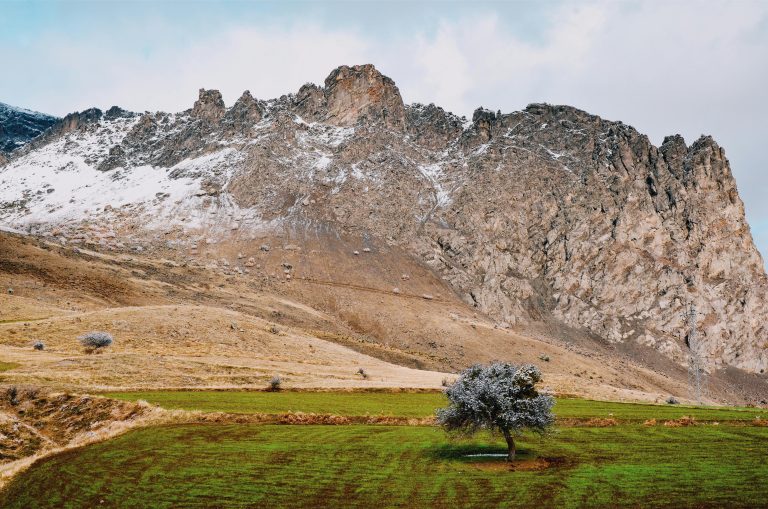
xmin=0 ymin=230 xmax=762 ymax=403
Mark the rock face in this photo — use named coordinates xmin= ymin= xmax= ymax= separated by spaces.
xmin=323 ymin=64 xmax=406 ymax=128
xmin=1 ymin=64 xmax=766 ymax=375
xmin=0 ymin=102 xmax=58 ymax=153
xmin=191 ymin=89 xmax=226 ymax=122
xmin=225 ymin=91 xmax=264 ymax=131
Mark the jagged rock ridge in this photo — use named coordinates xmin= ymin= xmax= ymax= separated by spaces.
xmin=0 ymin=63 xmax=766 ymax=375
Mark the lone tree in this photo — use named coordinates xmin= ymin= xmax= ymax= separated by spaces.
xmin=436 ymin=362 xmax=554 ymax=461
xmin=78 ymin=331 xmax=113 ymax=351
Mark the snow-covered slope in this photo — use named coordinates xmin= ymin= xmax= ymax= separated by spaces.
xmin=0 ymin=102 xmax=58 ymax=153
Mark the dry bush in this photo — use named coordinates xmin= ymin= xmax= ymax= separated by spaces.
xmin=5 ymin=386 xmax=19 ymax=406
xmin=278 ymin=412 xmax=351 ymax=425
xmin=584 ymin=417 xmax=618 ymax=427
xmin=643 ymin=418 xmax=657 ymax=426
xmin=664 ymin=416 xmax=696 ymax=427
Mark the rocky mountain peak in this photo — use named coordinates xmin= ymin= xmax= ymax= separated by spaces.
xmin=192 ymin=88 xmax=225 ymax=121
xmin=55 ymin=108 xmax=103 ymax=135
xmin=322 ymin=64 xmax=405 ymax=129
xmin=225 ymin=90 xmax=263 ymax=128
xmin=294 ymin=83 xmax=326 ymax=122
xmin=104 ymin=106 xmax=136 ymax=120
xmin=472 ymin=107 xmax=501 ymax=141
xmin=1 ymin=64 xmax=766 ymax=380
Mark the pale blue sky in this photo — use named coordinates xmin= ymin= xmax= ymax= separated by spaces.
xmin=2 ymin=0 xmax=767 ymax=266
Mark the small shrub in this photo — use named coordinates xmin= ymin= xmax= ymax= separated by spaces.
xmin=6 ymin=386 xmax=18 ymax=406
xmin=357 ymin=368 xmax=368 ymax=379
xmin=666 ymin=396 xmax=679 ymax=405
xmin=78 ymin=331 xmax=113 ymax=350
xmin=32 ymin=340 xmax=45 ymax=351
xmin=268 ymin=375 xmax=282 ymax=392
xmin=538 ymin=354 xmax=550 ymax=362
xmin=268 ymin=325 xmax=279 ymax=335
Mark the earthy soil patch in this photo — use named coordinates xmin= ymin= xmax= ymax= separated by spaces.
xmin=469 ymin=456 xmax=568 ymax=472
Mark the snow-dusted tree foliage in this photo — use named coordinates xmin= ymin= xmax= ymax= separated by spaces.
xmin=436 ymin=362 xmax=554 ymax=461
xmin=269 ymin=375 xmax=282 ymax=392
xmin=78 ymin=331 xmax=113 ymax=350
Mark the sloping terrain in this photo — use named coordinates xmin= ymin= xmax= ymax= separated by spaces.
xmin=2 ymin=229 xmax=762 ymax=404
xmin=0 ymin=389 xmax=150 ymax=463
xmin=0 ymin=231 xmax=447 ymax=390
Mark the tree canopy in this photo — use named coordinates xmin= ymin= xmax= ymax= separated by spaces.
xmin=436 ymin=362 xmax=554 ymax=461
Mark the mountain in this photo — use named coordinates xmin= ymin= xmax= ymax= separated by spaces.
xmin=0 ymin=64 xmax=766 ymax=382
xmin=0 ymin=102 xmax=58 ymax=154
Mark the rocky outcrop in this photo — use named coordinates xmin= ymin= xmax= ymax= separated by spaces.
xmin=1 ymin=64 xmax=765 ymax=376
xmin=224 ymin=91 xmax=264 ymax=132
xmin=323 ymin=64 xmax=406 ymax=128
xmin=406 ymin=103 xmax=466 ymax=150
xmin=104 ymin=106 xmax=136 ymax=120
xmin=294 ymin=83 xmax=326 ymax=122
xmin=53 ymin=108 xmax=103 ymax=135
xmin=191 ymin=89 xmax=226 ymax=122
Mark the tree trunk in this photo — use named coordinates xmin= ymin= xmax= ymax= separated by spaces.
xmin=502 ymin=429 xmax=516 ymax=462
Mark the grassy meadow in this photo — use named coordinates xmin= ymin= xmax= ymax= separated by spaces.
xmin=103 ymin=390 xmax=767 ymax=422
xmin=3 ymin=423 xmax=767 ymax=508
xmin=2 ymin=391 xmax=767 ymax=508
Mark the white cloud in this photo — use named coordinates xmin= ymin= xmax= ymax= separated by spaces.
xmin=11 ymin=24 xmax=371 ymax=114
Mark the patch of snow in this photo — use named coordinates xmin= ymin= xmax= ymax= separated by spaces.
xmin=314 ymin=154 xmax=332 ymax=170
xmin=296 ymin=122 xmax=354 ymax=148
xmin=0 ymin=131 xmax=255 ymax=235
xmin=417 ymin=163 xmax=451 ymax=207
xmin=542 ymin=146 xmax=564 ymax=160
xmin=0 ymin=224 xmax=24 ymax=234
xmin=350 ymin=163 xmax=365 ymax=180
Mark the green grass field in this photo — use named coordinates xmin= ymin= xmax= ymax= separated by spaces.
xmin=104 ymin=390 xmax=767 ymax=421
xmin=3 ymin=423 xmax=767 ymax=508
xmin=0 ymin=361 xmax=19 ymax=372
